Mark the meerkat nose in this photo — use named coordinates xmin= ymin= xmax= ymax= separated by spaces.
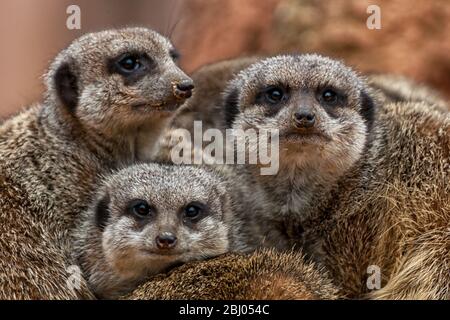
xmin=293 ymin=111 xmax=316 ymax=129
xmin=177 ymin=80 xmax=195 ymax=92
xmin=173 ymin=80 xmax=194 ymax=99
xmin=156 ymin=233 xmax=178 ymax=249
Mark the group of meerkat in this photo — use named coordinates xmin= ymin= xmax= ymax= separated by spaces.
xmin=0 ymin=28 xmax=195 ymax=299
xmin=0 ymin=27 xmax=448 ymax=300
xmin=152 ymin=54 xmax=449 ymax=300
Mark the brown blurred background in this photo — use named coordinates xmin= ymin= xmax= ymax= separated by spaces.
xmin=1 ymin=0 xmax=449 ymax=118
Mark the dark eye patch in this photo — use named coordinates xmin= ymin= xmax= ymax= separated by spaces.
xmin=317 ymin=87 xmax=343 ymax=105
xmin=255 ymin=85 xmax=290 ymax=117
xmin=182 ymin=201 xmax=208 ymax=226
xmin=126 ymin=199 xmax=156 ymax=220
xmin=118 ymin=56 xmax=141 ymax=72
xmin=316 ymin=86 xmax=348 ymax=118
xmin=322 ymin=89 xmax=338 ymax=104
xmin=169 ymin=48 xmax=180 ymax=62
xmin=107 ymin=51 xmax=156 ymax=85
xmin=256 ymin=85 xmax=289 ymax=104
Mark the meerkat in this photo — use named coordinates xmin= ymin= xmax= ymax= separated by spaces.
xmin=222 ymin=54 xmax=449 ymax=299
xmin=74 ymin=162 xmax=295 ymax=299
xmin=126 ymin=249 xmax=339 ymax=300
xmin=0 ymin=27 xmax=193 ymax=299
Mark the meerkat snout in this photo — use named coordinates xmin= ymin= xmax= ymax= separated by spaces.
xmin=293 ymin=109 xmax=316 ymax=129
xmin=173 ymin=79 xmax=195 ymax=100
xmin=155 ymin=232 xmax=177 ymax=249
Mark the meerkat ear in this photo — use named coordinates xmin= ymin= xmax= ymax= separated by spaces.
xmin=53 ymin=62 xmax=79 ymax=111
xmin=95 ymin=194 xmax=110 ymax=231
xmin=360 ymin=90 xmax=376 ymax=130
xmin=224 ymin=88 xmax=241 ymax=128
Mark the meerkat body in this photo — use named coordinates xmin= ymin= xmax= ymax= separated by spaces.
xmin=0 ymin=28 xmax=193 ymax=299
xmin=223 ymin=54 xmax=449 ymax=299
xmin=74 ymin=163 xmax=279 ymax=299
xmin=368 ymin=74 xmax=449 ymax=111
xmin=315 ymin=101 xmax=449 ymax=299
xmin=126 ymin=249 xmax=339 ymax=300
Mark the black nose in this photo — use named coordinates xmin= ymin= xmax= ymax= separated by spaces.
xmin=176 ymin=80 xmax=194 ymax=92
xmin=173 ymin=80 xmax=194 ymax=99
xmin=156 ymin=234 xmax=177 ymax=249
xmin=293 ymin=111 xmax=316 ymax=128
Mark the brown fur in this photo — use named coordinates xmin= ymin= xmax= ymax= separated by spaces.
xmin=125 ymin=249 xmax=339 ymax=300
xmin=312 ymin=101 xmax=450 ymax=299
xmin=368 ymin=74 xmax=449 ymax=112
xmin=0 ymin=28 xmax=191 ymax=299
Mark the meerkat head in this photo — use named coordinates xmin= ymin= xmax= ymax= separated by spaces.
xmin=224 ymin=54 xmax=376 ymax=178
xmin=45 ymin=27 xmax=193 ymax=135
xmin=91 ymin=164 xmax=230 ymax=280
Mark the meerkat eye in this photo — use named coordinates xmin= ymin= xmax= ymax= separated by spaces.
xmin=109 ymin=53 xmax=155 ymax=78
xmin=129 ymin=200 xmax=152 ymax=218
xmin=183 ymin=202 xmax=206 ymax=221
xmin=320 ymin=89 xmax=339 ymax=105
xmin=184 ymin=205 xmax=200 ymax=218
xmin=117 ymin=55 xmax=142 ymax=73
xmin=263 ymin=86 xmax=286 ymax=104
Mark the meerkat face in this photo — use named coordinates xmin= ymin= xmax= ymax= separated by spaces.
xmin=94 ymin=164 xmax=230 ymax=278
xmin=47 ymin=28 xmax=193 ymax=134
xmin=225 ymin=54 xmax=375 ymax=177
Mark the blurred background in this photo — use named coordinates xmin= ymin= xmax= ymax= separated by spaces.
xmin=1 ymin=0 xmax=449 ymax=117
